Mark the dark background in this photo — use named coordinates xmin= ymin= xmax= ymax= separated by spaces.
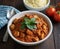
xmin=0 ymin=0 xmax=60 ymax=49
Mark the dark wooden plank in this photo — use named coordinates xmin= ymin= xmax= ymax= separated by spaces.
xmin=50 ymin=0 xmax=55 ymax=5
xmin=55 ymin=0 xmax=60 ymax=4
xmin=53 ymin=0 xmax=60 ymax=49
xmin=0 ymin=0 xmax=3 ymax=4
xmin=53 ymin=23 xmax=60 ymax=49
xmin=2 ymin=0 xmax=27 ymax=11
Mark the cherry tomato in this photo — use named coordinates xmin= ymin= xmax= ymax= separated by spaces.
xmin=54 ymin=11 xmax=60 ymax=22
xmin=46 ymin=6 xmax=56 ymax=17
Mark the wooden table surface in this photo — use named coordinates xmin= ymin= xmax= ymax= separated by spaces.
xmin=0 ymin=0 xmax=60 ymax=49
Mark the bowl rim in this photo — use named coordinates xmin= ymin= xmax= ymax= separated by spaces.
xmin=7 ymin=10 xmax=53 ymax=45
xmin=23 ymin=0 xmax=50 ymax=9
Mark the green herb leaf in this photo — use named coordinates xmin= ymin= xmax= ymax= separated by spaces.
xmin=31 ymin=18 xmax=36 ymax=22
xmin=26 ymin=25 xmax=37 ymax=30
xmin=24 ymin=17 xmax=30 ymax=22
xmin=20 ymin=17 xmax=37 ymax=30
xmin=20 ymin=22 xmax=26 ymax=29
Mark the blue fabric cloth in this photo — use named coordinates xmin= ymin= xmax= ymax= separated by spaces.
xmin=0 ymin=5 xmax=20 ymax=29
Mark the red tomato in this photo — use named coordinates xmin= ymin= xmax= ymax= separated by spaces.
xmin=46 ymin=6 xmax=56 ymax=17
xmin=54 ymin=11 xmax=60 ymax=22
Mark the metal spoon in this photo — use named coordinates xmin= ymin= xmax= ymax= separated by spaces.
xmin=3 ymin=8 xmax=16 ymax=42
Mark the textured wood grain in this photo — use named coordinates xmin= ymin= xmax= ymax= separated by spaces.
xmin=53 ymin=0 xmax=60 ymax=49
xmin=53 ymin=23 xmax=60 ymax=49
xmin=2 ymin=0 xmax=27 ymax=11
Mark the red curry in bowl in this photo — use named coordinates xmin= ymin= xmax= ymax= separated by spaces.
xmin=10 ymin=14 xmax=49 ymax=42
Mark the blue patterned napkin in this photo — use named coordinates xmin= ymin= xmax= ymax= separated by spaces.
xmin=0 ymin=5 xmax=20 ymax=29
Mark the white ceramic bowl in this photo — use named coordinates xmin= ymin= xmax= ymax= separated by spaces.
xmin=23 ymin=0 xmax=50 ymax=11
xmin=7 ymin=11 xmax=53 ymax=46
